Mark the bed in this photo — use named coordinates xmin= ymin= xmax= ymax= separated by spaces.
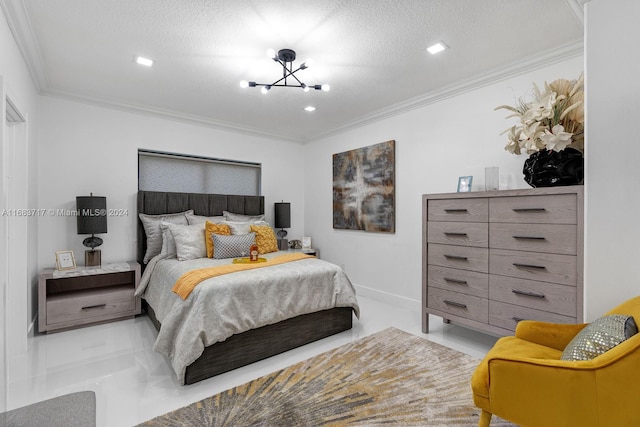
xmin=136 ymin=190 xmax=359 ymax=385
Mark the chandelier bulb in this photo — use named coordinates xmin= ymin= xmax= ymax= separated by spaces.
xmin=302 ymin=85 xmax=310 ymax=93
xmin=239 ymin=80 xmax=249 ymax=89
xmin=261 ymin=86 xmax=271 ymax=94
xmin=321 ymin=84 xmax=331 ymax=92
xmin=266 ymin=48 xmax=276 ymax=60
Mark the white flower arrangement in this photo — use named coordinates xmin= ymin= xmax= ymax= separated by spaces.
xmin=496 ymin=74 xmax=584 ymax=155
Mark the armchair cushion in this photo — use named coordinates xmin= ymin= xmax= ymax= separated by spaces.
xmin=561 ymin=314 xmax=638 ymax=361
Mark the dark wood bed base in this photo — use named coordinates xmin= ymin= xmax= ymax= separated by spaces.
xmin=137 ymin=190 xmax=354 ymax=385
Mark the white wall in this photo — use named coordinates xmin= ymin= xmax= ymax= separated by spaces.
xmin=37 ymin=97 xmax=306 ymax=269
xmin=0 ymin=3 xmax=40 ymax=408
xmin=584 ymin=0 xmax=640 ymax=319
xmin=304 ymin=56 xmax=584 ymax=307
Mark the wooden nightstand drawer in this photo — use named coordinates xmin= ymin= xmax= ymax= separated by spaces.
xmin=428 ymin=244 xmax=488 ymax=273
xmin=489 ymin=275 xmax=577 ymax=317
xmin=428 ymin=287 xmax=488 ymax=324
xmin=489 ymin=300 xmax=576 ymax=332
xmin=489 ymin=194 xmax=577 ymax=224
xmin=490 ymin=249 xmax=576 ymax=286
xmin=47 ymin=285 xmax=136 ymax=326
xmin=427 ymin=198 xmax=488 ymax=222
xmin=428 ymin=222 xmax=488 ymax=247
xmin=39 ymin=262 xmax=141 ymax=333
xmin=490 ymin=223 xmax=577 ymax=255
xmin=427 ymin=265 xmax=488 ymax=298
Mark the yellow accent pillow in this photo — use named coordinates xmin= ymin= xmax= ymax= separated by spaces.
xmin=250 ymin=225 xmax=279 ymax=254
xmin=205 ymin=221 xmax=231 ymax=258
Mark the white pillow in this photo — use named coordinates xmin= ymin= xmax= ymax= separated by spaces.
xmin=168 ymin=223 xmax=207 ymax=261
xmin=139 ymin=210 xmax=193 ymax=263
xmin=223 ymin=210 xmax=265 ymax=222
xmin=185 ymin=212 xmax=226 ymax=225
xmin=223 ymin=220 xmax=268 ymax=235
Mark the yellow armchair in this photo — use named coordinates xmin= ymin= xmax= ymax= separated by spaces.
xmin=471 ymin=296 xmax=640 ymax=427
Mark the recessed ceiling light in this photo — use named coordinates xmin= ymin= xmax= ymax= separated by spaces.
xmin=135 ymin=56 xmax=154 ymax=67
xmin=304 ymin=106 xmax=316 ymax=112
xmin=427 ymin=42 xmax=447 ymax=55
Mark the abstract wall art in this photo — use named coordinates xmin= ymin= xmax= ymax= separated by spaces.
xmin=333 ymin=140 xmax=395 ymax=233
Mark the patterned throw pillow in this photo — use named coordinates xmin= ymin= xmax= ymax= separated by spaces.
xmin=561 ymin=314 xmax=638 ymax=361
xmin=212 ymin=233 xmax=256 ymax=259
xmin=250 ymin=224 xmax=279 ymax=254
xmin=168 ymin=223 xmax=207 ymax=261
xmin=205 ymin=221 xmax=231 ymax=258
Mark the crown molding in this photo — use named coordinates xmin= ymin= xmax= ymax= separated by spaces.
xmin=305 ymin=38 xmax=584 ymax=143
xmin=564 ymin=0 xmax=586 ymax=27
xmin=0 ymin=0 xmax=49 ymax=92
xmin=40 ymin=89 xmax=302 ymax=143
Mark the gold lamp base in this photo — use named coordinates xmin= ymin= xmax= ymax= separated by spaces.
xmin=85 ymin=249 xmax=101 ymax=267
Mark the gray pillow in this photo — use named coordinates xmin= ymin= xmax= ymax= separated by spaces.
xmin=223 ymin=220 xmax=268 ymax=235
xmin=185 ymin=212 xmax=225 ymax=225
xmin=168 ymin=223 xmax=207 ymax=261
xmin=139 ymin=210 xmax=193 ymax=263
xmin=160 ymin=222 xmax=177 ymax=259
xmin=561 ymin=314 xmax=638 ymax=361
xmin=223 ymin=210 xmax=265 ymax=222
xmin=212 ymin=233 xmax=256 ymax=259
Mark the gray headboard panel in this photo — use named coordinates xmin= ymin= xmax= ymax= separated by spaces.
xmin=137 ymin=191 xmax=264 ymax=267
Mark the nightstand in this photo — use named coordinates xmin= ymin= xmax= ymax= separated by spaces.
xmin=290 ymin=248 xmax=319 ymax=258
xmin=38 ymin=261 xmax=141 ymax=333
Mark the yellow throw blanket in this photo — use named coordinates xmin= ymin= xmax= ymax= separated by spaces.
xmin=172 ymin=252 xmax=316 ymax=299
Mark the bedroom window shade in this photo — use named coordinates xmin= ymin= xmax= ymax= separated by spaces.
xmin=138 ymin=150 xmax=261 ymax=195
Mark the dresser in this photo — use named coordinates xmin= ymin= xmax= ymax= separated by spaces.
xmin=422 ymin=186 xmax=583 ymax=336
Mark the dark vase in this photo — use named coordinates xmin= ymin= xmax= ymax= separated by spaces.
xmin=523 ymin=147 xmax=584 ymax=188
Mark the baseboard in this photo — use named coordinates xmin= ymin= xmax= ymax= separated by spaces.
xmin=352 ymin=283 xmax=421 ymax=312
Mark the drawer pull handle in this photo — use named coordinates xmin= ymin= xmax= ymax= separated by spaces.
xmin=82 ymin=304 xmax=107 ymax=311
xmin=512 ymin=316 xmax=525 ymax=322
xmin=444 ymin=232 xmax=468 ymax=237
xmin=512 ymin=208 xmax=546 ymax=213
xmin=444 ymin=209 xmax=468 ymax=213
xmin=512 ymin=289 xmax=546 ymax=299
xmin=513 ymin=235 xmax=546 ymax=240
xmin=444 ymin=300 xmax=468 ymax=309
xmin=444 ymin=255 xmax=468 ymax=261
xmin=513 ymin=263 xmax=546 ymax=270
xmin=444 ymin=277 xmax=468 ymax=285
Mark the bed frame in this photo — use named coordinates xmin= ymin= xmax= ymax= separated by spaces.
xmin=137 ymin=190 xmax=353 ymax=385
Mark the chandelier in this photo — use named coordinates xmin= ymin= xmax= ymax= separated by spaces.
xmin=240 ymin=48 xmax=330 ymax=94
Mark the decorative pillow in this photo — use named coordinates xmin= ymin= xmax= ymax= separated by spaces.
xmin=223 ymin=220 xmax=268 ymax=235
xmin=561 ymin=314 xmax=638 ymax=361
xmin=186 ymin=212 xmax=226 ymax=225
xmin=159 ymin=222 xmax=177 ymax=259
xmin=250 ymin=225 xmax=279 ymax=254
xmin=212 ymin=232 xmax=256 ymax=259
xmin=223 ymin=211 xmax=265 ymax=222
xmin=167 ymin=223 xmax=207 ymax=261
xmin=205 ymin=221 xmax=231 ymax=258
xmin=139 ymin=210 xmax=193 ymax=263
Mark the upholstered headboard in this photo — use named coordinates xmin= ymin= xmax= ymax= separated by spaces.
xmin=136 ymin=191 xmax=264 ymax=267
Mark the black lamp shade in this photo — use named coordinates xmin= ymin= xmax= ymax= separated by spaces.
xmin=76 ymin=196 xmax=107 ymax=235
xmin=274 ymin=202 xmax=291 ymax=229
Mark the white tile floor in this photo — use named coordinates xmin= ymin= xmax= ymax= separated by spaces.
xmin=7 ymin=295 xmax=499 ymax=426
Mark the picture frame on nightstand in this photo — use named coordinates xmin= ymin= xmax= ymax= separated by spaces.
xmin=55 ymin=250 xmax=76 ymax=270
xmin=302 ymin=236 xmax=312 ymax=249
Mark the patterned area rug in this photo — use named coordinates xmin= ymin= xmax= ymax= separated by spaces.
xmin=138 ymin=328 xmax=514 ymax=426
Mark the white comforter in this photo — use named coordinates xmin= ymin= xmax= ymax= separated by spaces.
xmin=136 ymin=251 xmax=360 ymax=383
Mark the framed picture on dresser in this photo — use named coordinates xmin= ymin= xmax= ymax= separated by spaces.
xmin=457 ymin=176 xmax=473 ymax=192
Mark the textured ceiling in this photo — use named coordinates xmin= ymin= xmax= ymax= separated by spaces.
xmin=4 ymin=0 xmax=584 ymax=142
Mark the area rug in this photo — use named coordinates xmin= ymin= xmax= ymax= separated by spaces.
xmin=138 ymin=328 xmax=514 ymax=426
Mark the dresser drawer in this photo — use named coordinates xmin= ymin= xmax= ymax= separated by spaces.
xmin=428 ymin=287 xmax=488 ymax=323
xmin=490 ymin=223 xmax=577 ymax=255
xmin=428 ymin=198 xmax=488 ymax=222
xmin=490 ymin=249 xmax=576 ymax=285
xmin=428 ymin=265 xmax=488 ymax=298
xmin=489 ymin=300 xmax=576 ymax=332
xmin=489 ymin=194 xmax=577 ymax=224
xmin=47 ymin=285 xmax=136 ymax=325
xmin=428 ymin=222 xmax=488 ymax=247
xmin=489 ymin=275 xmax=577 ymax=317
xmin=428 ymin=244 xmax=488 ymax=273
